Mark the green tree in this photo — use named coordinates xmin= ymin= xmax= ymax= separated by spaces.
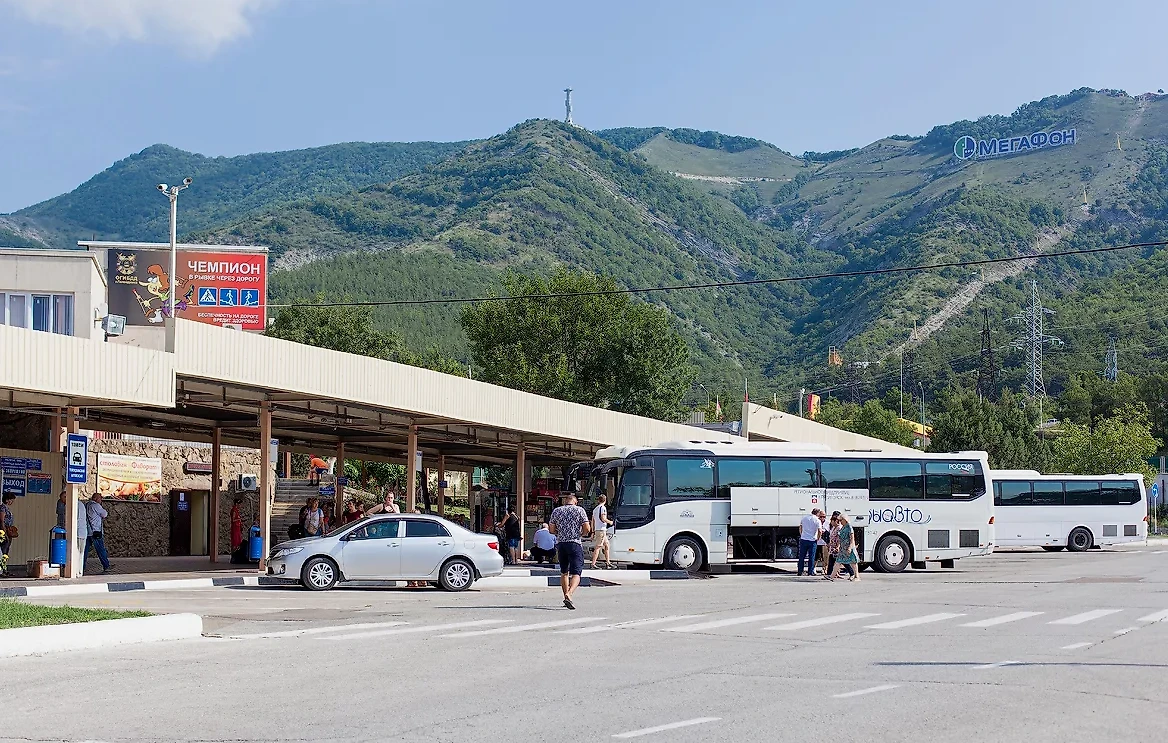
xmin=928 ymin=389 xmax=1049 ymax=469
xmin=813 ymin=398 xmax=915 ymax=447
xmin=1051 ymin=404 xmax=1161 ymax=484
xmin=460 ymin=269 xmax=696 ymax=419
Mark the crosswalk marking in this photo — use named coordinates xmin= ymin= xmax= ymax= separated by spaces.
xmin=1138 ymin=610 xmax=1168 ymax=623
xmin=612 ymin=717 xmax=720 ymax=739
xmin=226 ymin=620 xmax=408 ymax=639
xmin=765 ymin=613 xmax=880 ymax=631
xmin=322 ymin=619 xmax=510 ymax=640
xmin=1061 ymin=642 xmax=1093 ymax=650
xmin=865 ymin=613 xmax=965 ymax=630
xmin=1049 ymin=609 xmax=1122 ymax=625
xmin=960 ymin=611 xmax=1044 ymax=628
xmin=974 ymin=660 xmax=1020 ymax=670
xmin=1113 ymin=626 xmax=1140 ymax=636
xmin=832 ymin=684 xmax=898 ymax=698
xmin=557 ymin=615 xmax=704 ymax=634
xmin=664 ymin=614 xmax=793 ymax=633
xmin=438 ymin=618 xmax=606 ymax=637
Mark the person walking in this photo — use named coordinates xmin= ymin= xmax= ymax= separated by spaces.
xmin=0 ymin=494 xmax=17 ymax=575
xmin=366 ymin=490 xmax=400 ymax=515
xmin=816 ymin=510 xmax=829 ymax=576
xmin=589 ymin=493 xmax=613 ymax=569
xmin=303 ymin=497 xmax=325 ymax=538
xmin=797 ymin=508 xmax=822 ymax=576
xmin=84 ymin=494 xmax=113 ymax=574
xmin=548 ymin=493 xmax=591 ymax=610
xmin=75 ymin=495 xmax=89 ymax=577
xmin=830 ymin=513 xmax=860 ymax=582
xmin=342 ymin=500 xmax=364 ymax=524
xmin=502 ymin=509 xmax=522 ymax=565
xmin=823 ymin=512 xmax=841 ymax=581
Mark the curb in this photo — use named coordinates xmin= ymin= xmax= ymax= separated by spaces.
xmin=0 ymin=575 xmax=278 ymax=599
xmin=0 ymin=613 xmax=203 ymax=658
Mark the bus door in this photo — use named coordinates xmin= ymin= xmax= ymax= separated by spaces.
xmin=819 ymin=459 xmax=870 ymax=550
xmin=609 ymin=466 xmax=656 ymax=559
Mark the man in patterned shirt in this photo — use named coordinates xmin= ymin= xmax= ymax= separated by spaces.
xmin=548 ymin=492 xmax=591 ymax=610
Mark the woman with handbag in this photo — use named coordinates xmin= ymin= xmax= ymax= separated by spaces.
xmin=829 ymin=513 xmax=860 ymax=582
xmin=0 ymin=493 xmax=16 ymax=575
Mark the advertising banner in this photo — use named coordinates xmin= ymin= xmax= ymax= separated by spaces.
xmin=97 ymin=453 xmax=164 ymax=503
xmin=26 ymin=473 xmax=52 ymax=495
xmin=108 ymin=247 xmax=267 ymax=330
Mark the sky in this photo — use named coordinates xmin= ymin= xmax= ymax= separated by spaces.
xmin=2 ymin=0 xmax=1167 ymax=212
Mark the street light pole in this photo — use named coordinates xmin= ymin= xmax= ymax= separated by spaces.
xmin=698 ymin=383 xmax=710 ymax=409
xmin=918 ymin=382 xmax=926 ymax=449
xmin=157 ymin=178 xmax=192 ymax=320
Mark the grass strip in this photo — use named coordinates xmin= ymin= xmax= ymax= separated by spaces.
xmin=0 ymin=598 xmax=152 ymax=629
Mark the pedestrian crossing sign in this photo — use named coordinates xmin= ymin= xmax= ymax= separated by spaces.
xmin=198 ymin=287 xmax=217 ymax=306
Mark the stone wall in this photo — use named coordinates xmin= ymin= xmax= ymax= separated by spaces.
xmin=85 ymin=439 xmax=263 ymax=558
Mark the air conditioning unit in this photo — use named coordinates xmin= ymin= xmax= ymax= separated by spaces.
xmin=238 ymin=474 xmax=259 ymax=491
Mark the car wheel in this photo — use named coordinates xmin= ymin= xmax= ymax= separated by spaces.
xmin=1041 ymin=546 xmax=1065 ymax=552
xmin=300 ymin=557 xmax=338 ymax=591
xmin=439 ymin=558 xmax=475 ymax=591
xmin=664 ymin=536 xmax=704 ymax=573
xmin=1066 ymin=527 xmax=1093 ymax=552
xmin=874 ymin=535 xmax=910 ymax=573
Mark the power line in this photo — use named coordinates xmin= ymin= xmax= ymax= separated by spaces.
xmin=1011 ymin=281 xmax=1062 ymax=399
xmin=266 ymin=239 xmax=1168 ymax=309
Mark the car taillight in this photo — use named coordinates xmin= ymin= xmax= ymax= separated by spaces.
xmin=487 ymin=541 xmax=498 ymax=550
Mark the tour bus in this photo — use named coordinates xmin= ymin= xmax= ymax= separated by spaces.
xmin=990 ymin=470 xmax=1148 ymax=551
xmin=571 ymin=440 xmax=995 ymax=573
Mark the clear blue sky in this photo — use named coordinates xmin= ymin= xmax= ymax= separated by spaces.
xmin=2 ymin=0 xmax=1166 ymax=213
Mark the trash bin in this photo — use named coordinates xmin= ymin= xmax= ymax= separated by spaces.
xmin=248 ymin=525 xmax=263 ymax=563
xmin=49 ymin=526 xmax=68 ymax=567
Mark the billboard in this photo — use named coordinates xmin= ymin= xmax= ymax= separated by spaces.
xmin=97 ymin=453 xmax=164 ymax=503
xmin=954 ymin=129 xmax=1076 ymax=161
xmin=108 ymin=247 xmax=267 ymax=330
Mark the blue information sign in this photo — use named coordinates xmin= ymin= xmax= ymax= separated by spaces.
xmin=319 ymin=484 xmax=336 ymax=497
xmin=66 ymin=433 xmax=89 ymax=484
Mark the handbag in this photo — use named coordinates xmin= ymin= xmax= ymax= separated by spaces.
xmin=6 ymin=524 xmax=17 ymax=539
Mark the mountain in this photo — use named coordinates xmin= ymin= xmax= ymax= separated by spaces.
xmin=0 ymin=140 xmax=468 ymax=249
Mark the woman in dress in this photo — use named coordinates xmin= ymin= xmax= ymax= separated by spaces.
xmin=822 ymin=512 xmax=841 ymax=581
xmin=830 ymin=513 xmax=860 ymax=582
xmin=230 ymin=497 xmax=244 ymax=553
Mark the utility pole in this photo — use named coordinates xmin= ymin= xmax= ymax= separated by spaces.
xmin=918 ymin=381 xmax=926 ymax=449
xmin=899 ymin=350 xmax=904 ymax=418
xmin=799 ymin=387 xmax=806 ymax=418
xmin=977 ymin=307 xmax=998 ymax=400
xmin=156 ymin=177 xmax=192 ymax=319
xmin=1011 ymin=281 xmax=1062 ymax=402
xmin=1103 ymin=336 xmax=1118 ymax=382
xmin=564 ymin=88 xmax=574 ymax=125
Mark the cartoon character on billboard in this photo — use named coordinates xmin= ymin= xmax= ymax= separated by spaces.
xmin=132 ymin=264 xmax=192 ymax=323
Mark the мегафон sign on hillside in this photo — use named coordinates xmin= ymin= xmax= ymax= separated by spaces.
xmin=953 ymin=129 xmax=1076 ymax=161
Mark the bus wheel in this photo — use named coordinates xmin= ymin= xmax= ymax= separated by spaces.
xmin=664 ymin=536 xmax=704 ymax=573
xmin=1041 ymin=546 xmax=1065 ymax=552
xmin=1066 ymin=527 xmax=1093 ymax=552
xmin=874 ymin=535 xmax=910 ymax=573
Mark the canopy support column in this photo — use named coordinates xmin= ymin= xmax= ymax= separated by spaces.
xmin=406 ymin=425 xmax=418 ymax=513
xmin=258 ymin=400 xmax=272 ymax=571
xmin=516 ymin=443 xmax=527 ymax=549
xmin=335 ymin=441 xmax=345 ymax=523
xmin=437 ymin=455 xmax=446 ymax=517
xmin=209 ymin=426 xmax=221 ymax=563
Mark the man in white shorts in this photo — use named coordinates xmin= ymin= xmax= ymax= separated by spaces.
xmin=590 ymin=494 xmax=613 ymax=569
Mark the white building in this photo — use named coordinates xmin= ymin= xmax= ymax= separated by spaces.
xmin=0 ymin=249 xmax=107 ymax=340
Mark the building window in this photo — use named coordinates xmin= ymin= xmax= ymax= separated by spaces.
xmin=0 ymin=292 xmax=73 ymax=335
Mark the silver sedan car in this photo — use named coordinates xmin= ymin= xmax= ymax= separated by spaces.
xmin=266 ymin=514 xmax=505 ymax=591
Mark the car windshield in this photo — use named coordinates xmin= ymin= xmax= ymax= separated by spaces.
xmin=326 ymin=517 xmax=367 ymax=537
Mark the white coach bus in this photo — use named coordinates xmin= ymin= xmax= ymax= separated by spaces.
xmin=991 ymin=470 xmax=1148 ymax=551
xmin=572 ymin=441 xmax=995 ymax=573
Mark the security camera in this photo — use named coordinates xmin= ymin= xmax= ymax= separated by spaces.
xmin=183 ymin=177 xmax=193 ymax=186
xmin=157 ymin=183 xmax=168 ymax=192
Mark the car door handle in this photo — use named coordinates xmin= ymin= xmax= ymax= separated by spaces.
xmin=388 ymin=544 xmax=399 ymax=548
xmin=437 ymin=541 xmax=452 ymax=546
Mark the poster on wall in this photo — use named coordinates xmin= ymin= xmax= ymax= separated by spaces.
xmin=97 ymin=454 xmax=164 ymax=502
xmin=107 ymin=247 xmax=268 ymax=330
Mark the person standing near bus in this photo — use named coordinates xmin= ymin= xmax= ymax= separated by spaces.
xmin=548 ymin=493 xmax=591 ymax=610
xmin=797 ymin=508 xmax=822 ymax=576
xmin=589 ymin=494 xmax=613 ymax=569
xmin=830 ymin=513 xmax=860 ymax=582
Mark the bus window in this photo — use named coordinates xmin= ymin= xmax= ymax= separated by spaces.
xmin=1064 ymin=481 xmax=1101 ymax=506
xmin=926 ymin=461 xmax=985 ymax=499
xmin=717 ymin=459 xmax=766 ymax=497
xmin=820 ymin=460 xmax=867 ymax=490
xmin=665 ymin=458 xmax=715 ymax=499
xmin=994 ymin=482 xmax=1002 ymax=506
xmin=869 ymin=460 xmax=923 ymax=500
xmin=1102 ymin=481 xmax=1140 ymax=505
xmin=1031 ymin=480 xmax=1065 ymax=506
xmin=769 ymin=459 xmax=818 ymax=487
xmin=618 ymin=468 xmax=653 ymax=507
xmin=998 ymin=481 xmax=1031 ymax=506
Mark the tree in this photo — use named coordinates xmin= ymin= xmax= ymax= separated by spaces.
xmin=813 ymin=398 xmax=915 ymax=447
xmin=460 ymin=269 xmax=696 ymax=419
xmin=1051 ymin=404 xmax=1161 ymax=484
xmin=928 ymin=389 xmax=1049 ymax=469
xmin=266 ymin=297 xmax=465 ymax=376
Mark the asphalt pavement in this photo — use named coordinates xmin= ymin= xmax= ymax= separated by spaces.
xmin=4 ymin=542 xmax=1168 ymax=743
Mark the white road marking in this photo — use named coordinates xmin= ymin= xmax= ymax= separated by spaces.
xmin=322 ymin=619 xmax=510 ymax=640
xmin=438 ymin=617 xmax=605 ymax=637
xmin=1113 ymin=626 xmax=1141 ymax=636
xmin=226 ymin=620 xmax=408 ymax=639
xmin=831 ymin=684 xmax=899 ymax=698
xmin=1138 ymin=610 xmax=1168 ymax=623
xmin=1061 ymin=642 xmax=1093 ymax=650
xmin=664 ymin=613 xmax=793 ymax=633
xmin=974 ymin=660 xmax=1020 ymax=670
xmin=612 ymin=717 xmax=721 ymax=739
xmin=1149 ymin=550 xmax=1167 ymax=555
xmin=557 ymin=615 xmax=705 ymax=634
xmin=960 ymin=611 xmax=1044 ymax=628
xmin=1049 ymin=609 xmax=1123 ymax=625
xmin=865 ymin=613 xmax=966 ymax=630
xmin=765 ymin=613 xmax=880 ymax=631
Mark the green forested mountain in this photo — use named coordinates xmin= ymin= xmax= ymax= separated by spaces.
xmin=0 ymin=140 xmax=468 ymax=249
xmin=8 ymin=88 xmax=1168 ymax=413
